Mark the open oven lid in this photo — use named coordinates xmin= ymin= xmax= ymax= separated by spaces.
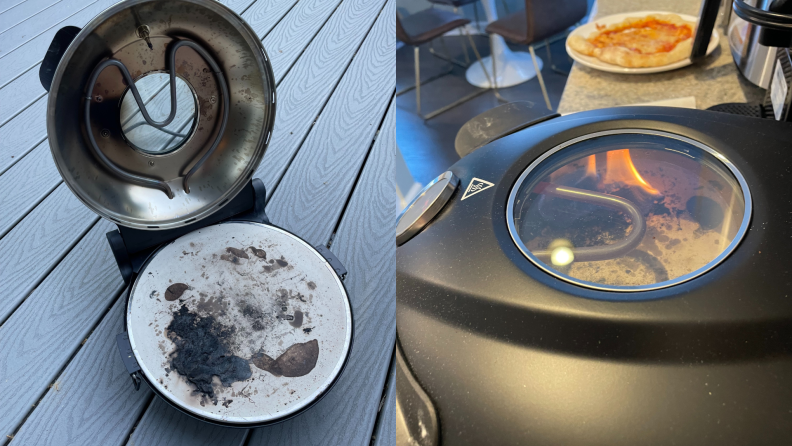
xmin=43 ymin=0 xmax=276 ymax=230
xmin=507 ymin=130 xmax=752 ymax=292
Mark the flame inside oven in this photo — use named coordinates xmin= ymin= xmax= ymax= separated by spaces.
xmin=516 ymin=140 xmax=747 ymax=288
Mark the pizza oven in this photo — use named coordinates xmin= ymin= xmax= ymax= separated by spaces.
xmin=395 ymin=106 xmax=792 ymax=445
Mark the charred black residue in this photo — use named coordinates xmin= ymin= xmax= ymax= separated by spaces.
xmin=303 ymin=327 xmax=312 ymax=334
xmin=276 ymin=258 xmax=288 ymax=267
xmin=238 ymin=300 xmax=268 ymax=331
xmin=165 ymin=283 xmax=189 ymax=301
xmin=306 ymin=281 xmax=316 ymax=290
xmin=167 ymin=305 xmax=251 ymax=398
xmin=248 ymin=246 xmax=267 ymax=259
xmin=251 ymin=339 xmax=319 ymax=377
xmin=289 ymin=310 xmax=303 ymax=328
xmin=221 ymin=247 xmax=249 ymax=264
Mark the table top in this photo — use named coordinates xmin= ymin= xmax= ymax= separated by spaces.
xmin=0 ymin=0 xmax=396 ymax=445
xmin=558 ymin=0 xmax=765 ymax=114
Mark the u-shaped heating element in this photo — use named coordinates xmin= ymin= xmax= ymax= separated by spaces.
xmin=83 ymin=39 xmax=229 ymax=199
xmin=531 ymin=182 xmax=647 ymax=263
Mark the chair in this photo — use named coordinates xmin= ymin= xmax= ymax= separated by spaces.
xmin=485 ymin=0 xmax=588 ymax=109
xmin=397 ymin=9 xmax=494 ymax=120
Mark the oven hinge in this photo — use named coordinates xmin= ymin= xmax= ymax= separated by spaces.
xmin=315 ymin=245 xmax=348 ymax=280
xmin=116 ymin=332 xmax=142 ymax=391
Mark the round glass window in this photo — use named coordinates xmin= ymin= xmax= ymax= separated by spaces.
xmin=507 ymin=130 xmax=751 ymax=292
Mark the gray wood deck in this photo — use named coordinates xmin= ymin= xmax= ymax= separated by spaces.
xmin=0 ymin=0 xmax=396 ymax=444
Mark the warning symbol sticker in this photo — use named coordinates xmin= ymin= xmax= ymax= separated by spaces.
xmin=461 ymin=177 xmax=494 ymax=200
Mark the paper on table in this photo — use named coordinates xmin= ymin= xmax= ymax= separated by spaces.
xmin=559 ymin=96 xmax=697 ymax=115
xmin=628 ymin=96 xmax=697 ymax=108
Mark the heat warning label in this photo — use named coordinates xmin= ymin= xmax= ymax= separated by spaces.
xmin=461 ymin=177 xmax=494 ymax=200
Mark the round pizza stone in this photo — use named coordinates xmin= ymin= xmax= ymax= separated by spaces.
xmin=127 ymin=222 xmax=352 ymax=424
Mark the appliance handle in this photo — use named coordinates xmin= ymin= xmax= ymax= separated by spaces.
xmin=691 ymin=0 xmax=722 ymax=63
xmin=39 ymin=26 xmax=81 ymax=92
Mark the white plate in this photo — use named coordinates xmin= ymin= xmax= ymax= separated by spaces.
xmin=565 ymin=11 xmax=719 ymax=74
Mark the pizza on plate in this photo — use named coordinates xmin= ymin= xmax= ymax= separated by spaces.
xmin=568 ymin=14 xmax=696 ymax=68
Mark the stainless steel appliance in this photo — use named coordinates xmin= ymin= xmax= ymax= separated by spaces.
xmin=728 ymin=0 xmax=778 ymax=88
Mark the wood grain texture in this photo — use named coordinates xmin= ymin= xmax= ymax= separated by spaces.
xmin=0 ymin=0 xmax=62 ymax=34
xmin=241 ymin=0 xmax=298 ymax=39
xmin=216 ymin=0 xmax=257 ymax=14
xmin=126 ymin=398 xmax=247 ymax=446
xmin=0 ymin=0 xmax=118 ymax=88
xmin=249 ymin=98 xmax=396 ymax=446
xmin=0 ymin=184 xmax=97 ymax=323
xmin=0 ymin=140 xmax=59 ymax=238
xmin=373 ymin=358 xmax=396 ymax=446
xmin=0 ymin=92 xmax=46 ymax=175
xmin=0 ymin=67 xmax=44 ymax=127
xmin=252 ymin=0 xmax=388 ymax=194
xmin=265 ymin=0 xmax=394 ymax=247
xmin=0 ymin=0 xmax=96 ymax=57
xmin=8 ymin=295 xmax=153 ymax=446
xmin=263 ymin=0 xmax=343 ymax=83
xmin=0 ymin=220 xmax=124 ymax=440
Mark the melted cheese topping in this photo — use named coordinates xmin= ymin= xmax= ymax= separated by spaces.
xmin=588 ymin=18 xmax=693 ymax=54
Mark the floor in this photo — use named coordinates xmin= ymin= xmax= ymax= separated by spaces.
xmin=0 ymin=0 xmax=395 ymax=445
xmin=396 ymin=34 xmax=574 ymax=186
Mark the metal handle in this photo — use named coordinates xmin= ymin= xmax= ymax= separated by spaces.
xmin=531 ymin=182 xmax=647 ymax=263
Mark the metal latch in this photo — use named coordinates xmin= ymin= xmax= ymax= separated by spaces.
xmin=314 ymin=245 xmax=348 ymax=280
xmin=116 ymin=332 xmax=142 ymax=391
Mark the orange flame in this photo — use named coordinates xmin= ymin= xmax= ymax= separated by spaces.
xmin=601 ymin=149 xmax=661 ymax=196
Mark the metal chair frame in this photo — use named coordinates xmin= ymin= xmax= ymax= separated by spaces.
xmin=397 ymin=29 xmax=495 ymax=121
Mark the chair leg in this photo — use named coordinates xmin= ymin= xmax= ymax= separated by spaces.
xmin=452 ymin=5 xmax=471 ymax=65
xmin=473 ymin=2 xmax=482 ymax=33
xmin=416 ymin=32 xmax=492 ymax=120
xmin=414 ymin=46 xmax=421 ymax=117
xmin=544 ymin=38 xmax=569 ymax=75
xmin=529 ymin=45 xmax=552 ymax=110
xmin=459 ymin=32 xmax=471 ymax=65
xmin=429 ymin=36 xmax=469 ymax=68
xmin=487 ymin=36 xmax=507 ymax=102
xmin=465 ymin=30 xmax=504 ymax=102
xmin=396 ymin=44 xmax=454 ymax=97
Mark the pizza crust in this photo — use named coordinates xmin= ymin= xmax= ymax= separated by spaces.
xmin=568 ymin=14 xmax=696 ymax=68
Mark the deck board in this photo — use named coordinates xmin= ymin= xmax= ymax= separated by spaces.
xmin=0 ymin=0 xmax=62 ymax=34
xmin=266 ymin=0 xmax=394 ymax=246
xmin=0 ymin=184 xmax=97 ymax=323
xmin=0 ymin=96 xmax=45 ymax=175
xmin=0 ymin=0 xmax=395 ymax=443
xmin=263 ymin=0 xmax=344 ymax=82
xmin=0 ymin=0 xmax=96 ymax=57
xmin=252 ymin=0 xmax=388 ymax=193
xmin=126 ymin=398 xmax=248 ymax=446
xmin=241 ymin=0 xmax=299 ymax=39
xmin=0 ymin=221 xmax=125 ymax=439
xmin=0 ymin=141 xmax=59 ymax=238
xmin=8 ymin=295 xmax=153 ymax=446
xmin=374 ymin=358 xmax=396 ymax=446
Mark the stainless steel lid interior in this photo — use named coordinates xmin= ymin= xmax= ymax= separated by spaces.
xmin=47 ymin=0 xmax=276 ymax=230
xmin=507 ymin=130 xmax=751 ymax=292
xmin=127 ymin=222 xmax=352 ymax=424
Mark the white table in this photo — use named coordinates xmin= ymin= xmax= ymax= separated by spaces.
xmin=465 ymin=0 xmax=543 ymax=88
